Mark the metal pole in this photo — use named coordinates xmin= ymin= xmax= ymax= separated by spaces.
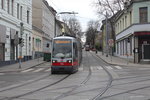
xmin=106 ymin=11 xmax=108 ymax=57
xmin=19 ymin=22 xmax=23 ymax=69
xmin=38 ymin=41 xmax=39 ymax=64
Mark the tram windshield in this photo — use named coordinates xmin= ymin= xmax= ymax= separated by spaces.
xmin=52 ymin=39 xmax=72 ymax=58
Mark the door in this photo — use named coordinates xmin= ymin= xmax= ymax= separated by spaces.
xmin=10 ymin=39 xmax=15 ymax=60
xmin=0 ymin=43 xmax=4 ymax=61
xmin=142 ymin=44 xmax=150 ymax=59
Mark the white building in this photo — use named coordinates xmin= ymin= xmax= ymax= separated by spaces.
xmin=0 ymin=0 xmax=32 ymax=63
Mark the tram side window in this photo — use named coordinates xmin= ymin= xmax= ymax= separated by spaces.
xmin=73 ymin=43 xmax=78 ymax=60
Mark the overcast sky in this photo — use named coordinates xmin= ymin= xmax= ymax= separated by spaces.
xmin=47 ymin=0 xmax=98 ymax=31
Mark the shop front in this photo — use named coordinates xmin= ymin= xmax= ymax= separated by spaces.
xmin=134 ymin=32 xmax=150 ymax=63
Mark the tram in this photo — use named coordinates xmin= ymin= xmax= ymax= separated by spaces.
xmin=51 ymin=36 xmax=82 ymax=74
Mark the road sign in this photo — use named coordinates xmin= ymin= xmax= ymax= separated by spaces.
xmin=14 ymin=34 xmax=19 ymax=45
xmin=108 ymin=39 xmax=114 ymax=47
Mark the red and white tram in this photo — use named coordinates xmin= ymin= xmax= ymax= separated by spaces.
xmin=51 ymin=36 xmax=82 ymax=74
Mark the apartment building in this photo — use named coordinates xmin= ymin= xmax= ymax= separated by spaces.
xmin=115 ymin=0 xmax=150 ymax=63
xmin=32 ymin=0 xmax=56 ymax=54
xmin=0 ymin=0 xmax=32 ymax=63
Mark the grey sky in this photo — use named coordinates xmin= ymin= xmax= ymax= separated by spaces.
xmin=47 ymin=0 xmax=98 ymax=31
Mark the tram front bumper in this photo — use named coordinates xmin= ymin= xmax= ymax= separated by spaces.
xmin=51 ymin=66 xmax=73 ymax=72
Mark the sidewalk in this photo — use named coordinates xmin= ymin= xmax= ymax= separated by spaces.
xmin=96 ymin=51 xmax=150 ymax=67
xmin=0 ymin=58 xmax=46 ymax=73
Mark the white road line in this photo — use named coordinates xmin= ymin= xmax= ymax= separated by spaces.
xmin=32 ymin=68 xmax=45 ymax=72
xmin=0 ymin=73 xmax=5 ymax=75
xmin=21 ymin=69 xmax=34 ymax=73
xmin=97 ymin=66 xmax=103 ymax=70
xmin=114 ymin=66 xmax=122 ymax=69
xmin=79 ymin=67 xmax=83 ymax=71
xmin=106 ymin=66 xmax=113 ymax=69
xmin=45 ymin=68 xmax=51 ymax=72
xmin=90 ymin=67 xmax=94 ymax=70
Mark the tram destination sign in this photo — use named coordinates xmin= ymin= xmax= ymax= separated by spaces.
xmin=55 ymin=40 xmax=71 ymax=44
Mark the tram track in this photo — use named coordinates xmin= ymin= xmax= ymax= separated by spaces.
xmin=90 ymin=52 xmax=150 ymax=100
xmin=0 ymin=63 xmax=51 ymax=93
xmin=51 ymin=51 xmax=113 ymax=100
xmin=1 ymin=75 xmax=70 ymax=100
xmin=51 ymin=51 xmax=92 ymax=100
xmin=0 ymin=62 xmax=71 ymax=100
xmin=89 ymin=52 xmax=113 ymax=100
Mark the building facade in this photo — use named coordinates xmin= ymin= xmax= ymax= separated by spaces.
xmin=55 ymin=19 xmax=63 ymax=37
xmin=32 ymin=0 xmax=56 ymax=54
xmin=115 ymin=0 xmax=150 ymax=63
xmin=32 ymin=26 xmax=43 ymax=59
xmin=101 ymin=19 xmax=114 ymax=55
xmin=0 ymin=0 xmax=32 ymax=63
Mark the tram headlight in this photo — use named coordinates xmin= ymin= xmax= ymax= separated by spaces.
xmin=67 ymin=60 xmax=72 ymax=63
xmin=52 ymin=60 xmax=57 ymax=63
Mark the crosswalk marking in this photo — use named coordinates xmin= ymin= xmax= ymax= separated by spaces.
xmin=106 ymin=66 xmax=113 ymax=69
xmin=0 ymin=73 xmax=5 ymax=75
xmin=97 ymin=66 xmax=103 ymax=70
xmin=45 ymin=68 xmax=51 ymax=72
xmin=20 ymin=66 xmax=122 ymax=73
xmin=21 ymin=69 xmax=34 ymax=73
xmin=32 ymin=68 xmax=45 ymax=72
xmin=79 ymin=67 xmax=83 ymax=71
xmin=114 ymin=66 xmax=122 ymax=69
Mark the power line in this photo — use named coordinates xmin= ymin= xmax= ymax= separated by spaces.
xmin=47 ymin=0 xmax=61 ymax=11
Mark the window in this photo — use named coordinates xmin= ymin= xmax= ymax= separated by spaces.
xmin=27 ymin=10 xmax=30 ymax=23
xmin=17 ymin=3 xmax=19 ymax=19
xmin=130 ymin=11 xmax=132 ymax=25
xmin=11 ymin=0 xmax=14 ymax=15
xmin=20 ymin=6 xmax=23 ymax=20
xmin=125 ymin=16 xmax=127 ymax=27
xmin=7 ymin=0 xmax=10 ymax=13
xmin=139 ymin=7 xmax=148 ymax=23
xmin=122 ymin=18 xmax=124 ymax=29
xmin=1 ymin=0 xmax=4 ymax=9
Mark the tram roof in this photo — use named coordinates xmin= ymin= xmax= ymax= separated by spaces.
xmin=53 ymin=36 xmax=75 ymax=40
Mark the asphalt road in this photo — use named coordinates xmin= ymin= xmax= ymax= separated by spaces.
xmin=0 ymin=51 xmax=150 ymax=100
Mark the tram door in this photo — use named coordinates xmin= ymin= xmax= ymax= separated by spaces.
xmin=142 ymin=44 xmax=150 ymax=59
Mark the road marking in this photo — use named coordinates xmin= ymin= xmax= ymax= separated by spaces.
xmin=79 ymin=67 xmax=83 ymax=71
xmin=32 ymin=68 xmax=45 ymax=72
xmin=0 ymin=73 xmax=5 ymax=75
xmin=21 ymin=69 xmax=34 ymax=73
xmin=97 ymin=66 xmax=103 ymax=70
xmin=114 ymin=66 xmax=122 ymax=69
xmin=45 ymin=68 xmax=51 ymax=72
xmin=106 ymin=66 xmax=113 ymax=69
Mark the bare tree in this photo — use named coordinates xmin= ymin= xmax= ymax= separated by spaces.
xmin=94 ymin=0 xmax=126 ymax=54
xmin=68 ymin=18 xmax=82 ymax=37
xmin=95 ymin=0 xmax=125 ymax=17
xmin=86 ymin=20 xmax=100 ymax=48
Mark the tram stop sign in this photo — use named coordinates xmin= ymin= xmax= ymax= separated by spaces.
xmin=108 ymin=39 xmax=114 ymax=47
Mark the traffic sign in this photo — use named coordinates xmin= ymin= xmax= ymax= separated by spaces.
xmin=108 ymin=39 xmax=114 ymax=47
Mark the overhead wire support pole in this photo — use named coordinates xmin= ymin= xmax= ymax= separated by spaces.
xmin=106 ymin=11 xmax=109 ymax=57
xmin=19 ymin=22 xmax=24 ymax=69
